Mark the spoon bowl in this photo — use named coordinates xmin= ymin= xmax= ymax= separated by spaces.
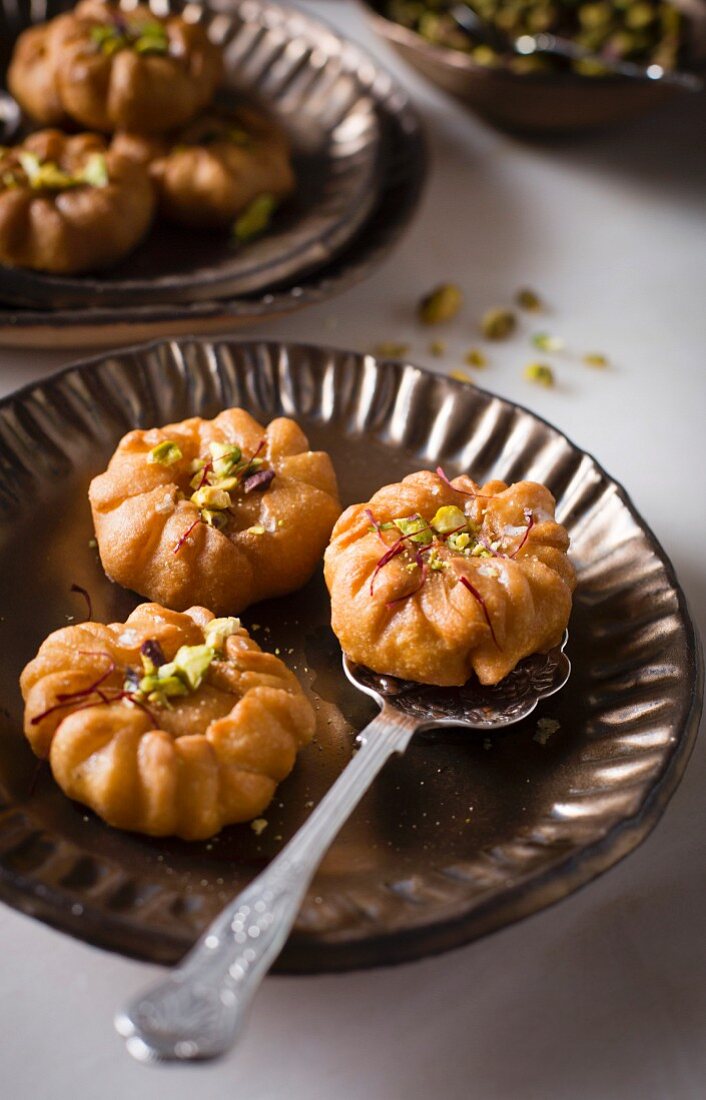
xmin=344 ymin=630 xmax=571 ymax=730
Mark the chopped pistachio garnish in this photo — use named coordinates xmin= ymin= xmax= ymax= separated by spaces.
xmin=464 ymin=348 xmax=487 ymax=368
xmin=19 ymin=152 xmax=76 ymax=191
xmin=449 ymin=369 xmax=473 ymax=384
xmin=374 ymin=342 xmax=410 ymax=359
xmin=205 ymin=617 xmax=241 ymax=652
xmin=191 ymin=485 xmax=231 ymax=511
xmin=481 ymin=308 xmax=516 ymax=340
xmin=131 ymin=640 xmax=219 ymax=706
xmin=90 ymin=20 xmax=169 ymax=57
xmin=82 ymin=152 xmax=109 ymax=188
xmin=418 ymin=283 xmax=463 ymax=325
xmin=14 ymin=149 xmax=110 ymax=192
xmin=583 ymin=352 xmax=608 ymax=367
xmin=393 ymin=516 xmax=433 ymax=544
xmin=524 ymin=362 xmax=555 ymax=387
xmin=516 ymin=288 xmax=543 ymax=311
xmin=429 ymin=340 xmax=446 ymax=357
xmin=251 ymin=817 xmax=268 ymax=835
xmin=200 ymin=508 xmax=227 ymax=529
xmin=233 ymin=193 xmax=278 ymax=243
xmin=247 ymin=525 xmax=266 ymax=535
xmin=147 ymin=440 xmax=182 ymax=466
xmin=532 ymin=332 xmax=564 ymax=353
xmin=430 ymin=505 xmax=466 ymax=535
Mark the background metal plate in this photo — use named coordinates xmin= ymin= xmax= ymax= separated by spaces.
xmin=0 ymin=0 xmax=383 ymax=308
xmin=0 ymin=15 xmax=424 ymax=346
xmin=0 ymin=340 xmax=701 ymax=972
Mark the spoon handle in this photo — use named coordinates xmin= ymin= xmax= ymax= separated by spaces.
xmin=115 ymin=703 xmax=418 ymax=1063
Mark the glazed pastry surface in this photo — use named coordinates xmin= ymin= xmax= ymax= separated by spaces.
xmin=0 ymin=129 xmax=154 ymax=273
xmin=21 ymin=604 xmax=315 ymax=839
xmin=8 ymin=1 xmax=221 ymax=133
xmin=115 ymin=106 xmax=295 ymax=228
xmin=324 ymin=470 xmax=576 ymax=686
xmin=89 ymin=408 xmax=341 ymax=614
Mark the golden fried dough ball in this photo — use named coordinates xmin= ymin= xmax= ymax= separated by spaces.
xmin=113 ymin=106 xmax=295 ymax=229
xmin=9 ymin=1 xmax=221 ymax=134
xmin=21 ymin=604 xmax=315 ymax=839
xmin=89 ymin=409 xmax=341 ymax=615
xmin=0 ymin=130 xmax=155 ymax=274
xmin=324 ymin=469 xmax=576 ymax=687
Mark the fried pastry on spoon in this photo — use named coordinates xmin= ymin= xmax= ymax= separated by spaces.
xmin=324 ymin=469 xmax=576 ymax=687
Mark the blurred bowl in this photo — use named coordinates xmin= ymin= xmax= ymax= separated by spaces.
xmin=362 ymin=0 xmax=706 ymax=134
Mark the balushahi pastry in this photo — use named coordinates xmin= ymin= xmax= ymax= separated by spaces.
xmin=0 ymin=129 xmax=155 ymax=273
xmin=114 ymin=106 xmax=295 ymax=229
xmin=324 ymin=469 xmax=576 ymax=687
xmin=89 ymin=408 xmax=341 ymax=614
xmin=20 ymin=604 xmax=315 ymax=840
xmin=8 ymin=1 xmax=221 ymax=133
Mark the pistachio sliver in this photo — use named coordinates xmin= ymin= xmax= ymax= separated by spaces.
xmin=418 ymin=283 xmax=463 ymax=325
xmin=233 ymin=193 xmax=278 ymax=243
xmin=191 ymin=485 xmax=231 ymax=511
xmin=147 ymin=440 xmax=182 ymax=466
xmin=431 ymin=505 xmax=467 ymax=535
xmin=205 ymin=617 xmax=241 ymax=651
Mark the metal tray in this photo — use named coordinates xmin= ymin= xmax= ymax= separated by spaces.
xmin=0 ymin=339 xmax=701 ymax=972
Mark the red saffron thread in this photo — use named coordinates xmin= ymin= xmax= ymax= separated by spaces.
xmin=510 ymin=511 xmax=534 ymax=558
xmin=435 ymin=466 xmax=491 ymax=500
xmin=69 ymin=583 xmax=93 ymax=622
xmin=459 ymin=575 xmax=499 ymax=647
xmin=174 ymin=517 xmax=201 ymax=555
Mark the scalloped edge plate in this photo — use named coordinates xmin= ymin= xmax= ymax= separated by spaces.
xmin=0 ymin=340 xmax=701 ymax=972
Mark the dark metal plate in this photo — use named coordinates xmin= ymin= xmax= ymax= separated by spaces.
xmin=0 ymin=340 xmax=701 ymax=972
xmin=0 ymin=0 xmax=384 ymax=307
xmin=0 ymin=19 xmax=424 ymax=347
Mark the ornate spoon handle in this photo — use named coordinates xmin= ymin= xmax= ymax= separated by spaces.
xmin=115 ymin=704 xmax=418 ymax=1063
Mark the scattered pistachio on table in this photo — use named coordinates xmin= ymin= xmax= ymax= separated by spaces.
xmin=481 ymin=307 xmax=516 ymax=340
xmin=532 ymin=332 xmax=565 ymax=353
xmin=418 ymin=282 xmax=463 ymax=325
xmin=524 ymin=362 xmax=555 ymax=387
xmin=464 ymin=348 xmax=487 ymax=367
xmin=516 ymin=287 xmax=543 ymax=311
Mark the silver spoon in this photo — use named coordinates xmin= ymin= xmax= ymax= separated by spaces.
xmin=115 ymin=633 xmax=570 ymax=1063
xmin=450 ymin=3 xmax=703 ymax=91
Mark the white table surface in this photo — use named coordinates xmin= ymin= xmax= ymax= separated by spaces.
xmin=2 ymin=3 xmax=705 ymax=1097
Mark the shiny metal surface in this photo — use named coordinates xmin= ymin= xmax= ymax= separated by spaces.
xmin=0 ymin=4 xmax=425 ymax=346
xmin=0 ymin=340 xmax=701 ymax=972
xmin=0 ymin=0 xmax=385 ymax=308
